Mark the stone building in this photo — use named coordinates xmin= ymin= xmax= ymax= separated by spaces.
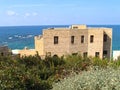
xmin=0 ymin=46 xmax=11 ymax=56
xmin=20 ymin=25 xmax=112 ymax=59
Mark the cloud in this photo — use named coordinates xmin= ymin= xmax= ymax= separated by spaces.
xmin=6 ymin=10 xmax=38 ymax=18
xmin=32 ymin=12 xmax=38 ymax=16
xmin=24 ymin=13 xmax=30 ymax=17
xmin=24 ymin=12 xmax=38 ymax=17
xmin=6 ymin=10 xmax=18 ymax=16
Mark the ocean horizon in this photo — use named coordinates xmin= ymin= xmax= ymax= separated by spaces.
xmin=0 ymin=25 xmax=119 ymax=51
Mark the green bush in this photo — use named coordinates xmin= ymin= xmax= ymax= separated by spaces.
xmin=92 ymin=57 xmax=109 ymax=68
xmin=0 ymin=55 xmax=56 ymax=90
xmin=64 ymin=54 xmax=91 ymax=71
xmin=1 ymin=54 xmax=120 ymax=90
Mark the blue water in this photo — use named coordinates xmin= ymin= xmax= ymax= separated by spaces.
xmin=0 ymin=25 xmax=119 ymax=50
xmin=0 ymin=25 xmax=68 ymax=49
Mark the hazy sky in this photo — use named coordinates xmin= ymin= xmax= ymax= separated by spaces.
xmin=0 ymin=0 xmax=120 ymax=26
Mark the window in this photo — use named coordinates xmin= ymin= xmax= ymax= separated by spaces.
xmin=53 ymin=54 xmax=58 ymax=58
xmin=104 ymin=34 xmax=107 ymax=42
xmin=81 ymin=35 xmax=84 ymax=43
xmin=83 ymin=52 xmax=87 ymax=57
xmin=54 ymin=36 xmax=58 ymax=44
xmin=73 ymin=26 xmax=78 ymax=29
xmin=1 ymin=52 xmax=4 ymax=56
xmin=46 ymin=52 xmax=51 ymax=56
xmin=72 ymin=53 xmax=78 ymax=56
xmin=95 ymin=52 xmax=99 ymax=57
xmin=90 ymin=35 xmax=94 ymax=43
xmin=103 ymin=50 xmax=107 ymax=58
xmin=103 ymin=50 xmax=107 ymax=55
xmin=71 ymin=36 xmax=74 ymax=44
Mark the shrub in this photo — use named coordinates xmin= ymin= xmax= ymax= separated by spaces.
xmin=0 ymin=55 xmax=54 ymax=90
xmin=1 ymin=54 xmax=120 ymax=90
xmin=63 ymin=55 xmax=92 ymax=73
xmin=52 ymin=67 xmax=120 ymax=90
xmin=92 ymin=57 xmax=109 ymax=68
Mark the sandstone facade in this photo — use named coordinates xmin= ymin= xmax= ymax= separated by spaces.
xmin=20 ymin=25 xmax=112 ymax=59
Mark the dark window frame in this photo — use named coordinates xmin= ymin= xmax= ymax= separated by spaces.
xmin=72 ymin=53 xmax=78 ymax=56
xmin=73 ymin=26 xmax=78 ymax=29
xmin=83 ymin=52 xmax=87 ymax=57
xmin=90 ymin=35 xmax=94 ymax=43
xmin=104 ymin=34 xmax=107 ymax=42
xmin=1 ymin=52 xmax=4 ymax=56
xmin=54 ymin=36 xmax=59 ymax=44
xmin=81 ymin=35 xmax=84 ymax=43
xmin=103 ymin=50 xmax=107 ymax=55
xmin=95 ymin=52 xmax=99 ymax=57
xmin=71 ymin=36 xmax=75 ymax=44
xmin=46 ymin=52 xmax=51 ymax=56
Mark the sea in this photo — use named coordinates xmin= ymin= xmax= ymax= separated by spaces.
xmin=0 ymin=25 xmax=120 ymax=51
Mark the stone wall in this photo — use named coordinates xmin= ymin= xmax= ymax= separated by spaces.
xmin=19 ymin=49 xmax=36 ymax=56
xmin=0 ymin=46 xmax=11 ymax=56
xmin=43 ymin=29 xmax=70 ymax=56
xmin=19 ymin=25 xmax=112 ymax=59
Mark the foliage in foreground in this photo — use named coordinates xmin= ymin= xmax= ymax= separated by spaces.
xmin=0 ymin=55 xmax=65 ymax=90
xmin=52 ymin=67 xmax=120 ymax=90
xmin=0 ymin=54 xmax=120 ymax=90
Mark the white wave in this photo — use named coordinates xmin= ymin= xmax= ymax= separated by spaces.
xmin=18 ymin=36 xmax=22 ymax=38
xmin=8 ymin=37 xmax=13 ymax=39
xmin=26 ymin=35 xmax=33 ymax=38
xmin=14 ymin=35 xmax=19 ymax=37
xmin=13 ymin=34 xmax=34 ymax=39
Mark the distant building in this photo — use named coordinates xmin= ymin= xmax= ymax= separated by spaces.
xmin=0 ymin=46 xmax=11 ymax=56
xmin=113 ymin=50 xmax=120 ymax=60
xmin=19 ymin=47 xmax=36 ymax=56
xmin=19 ymin=25 xmax=112 ymax=59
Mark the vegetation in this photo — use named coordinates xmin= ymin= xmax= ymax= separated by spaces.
xmin=0 ymin=54 xmax=120 ymax=90
xmin=0 ymin=55 xmax=64 ymax=90
xmin=52 ymin=67 xmax=120 ymax=90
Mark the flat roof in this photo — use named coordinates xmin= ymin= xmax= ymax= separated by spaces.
xmin=44 ymin=27 xmax=111 ymax=31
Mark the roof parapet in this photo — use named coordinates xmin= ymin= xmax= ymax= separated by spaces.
xmin=71 ymin=24 xmax=87 ymax=29
xmin=35 ymin=35 xmax=43 ymax=40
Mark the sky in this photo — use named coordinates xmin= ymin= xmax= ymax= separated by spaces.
xmin=0 ymin=0 xmax=120 ymax=26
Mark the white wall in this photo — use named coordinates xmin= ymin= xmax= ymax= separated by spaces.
xmin=113 ymin=50 xmax=120 ymax=60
